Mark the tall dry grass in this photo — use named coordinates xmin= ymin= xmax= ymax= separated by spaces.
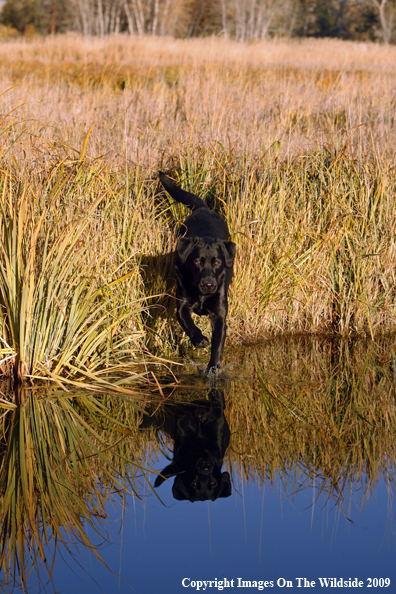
xmin=0 ymin=35 xmax=396 ymax=377
xmin=0 ymin=35 xmax=395 ymax=163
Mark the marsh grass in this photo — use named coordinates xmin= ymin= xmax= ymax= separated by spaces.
xmin=0 ymin=35 xmax=395 ymax=377
xmin=1 ymin=36 xmax=396 ymax=163
xmin=0 ymin=132 xmax=174 ymax=384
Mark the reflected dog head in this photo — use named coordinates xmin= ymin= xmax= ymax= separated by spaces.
xmin=155 ymin=456 xmax=231 ymax=502
xmin=172 ymin=464 xmax=231 ymax=502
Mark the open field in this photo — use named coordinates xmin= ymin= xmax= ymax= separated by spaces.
xmin=1 ymin=35 xmax=396 ymax=162
xmin=0 ymin=35 xmax=396 ymax=379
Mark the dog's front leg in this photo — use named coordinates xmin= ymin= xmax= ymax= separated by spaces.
xmin=177 ymin=300 xmax=210 ymax=348
xmin=206 ymin=312 xmax=227 ymax=374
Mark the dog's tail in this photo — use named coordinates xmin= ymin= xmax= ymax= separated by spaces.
xmin=159 ymin=172 xmax=209 ymax=211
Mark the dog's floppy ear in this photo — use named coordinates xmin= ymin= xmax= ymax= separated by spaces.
xmin=172 ymin=475 xmax=193 ymax=501
xmin=219 ymin=241 xmax=236 ymax=268
xmin=216 ymin=472 xmax=232 ymax=499
xmin=176 ymin=237 xmax=196 ymax=264
xmin=154 ymin=463 xmax=177 ymax=488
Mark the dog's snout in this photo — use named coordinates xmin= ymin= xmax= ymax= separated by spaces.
xmin=200 ymin=279 xmax=217 ymax=294
xmin=197 ymin=458 xmax=214 ymax=473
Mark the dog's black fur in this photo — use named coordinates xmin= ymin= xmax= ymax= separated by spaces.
xmin=159 ymin=172 xmax=236 ymax=374
xmin=154 ymin=389 xmax=231 ymax=502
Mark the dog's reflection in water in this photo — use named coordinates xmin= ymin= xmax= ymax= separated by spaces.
xmin=154 ymin=388 xmax=231 ymax=502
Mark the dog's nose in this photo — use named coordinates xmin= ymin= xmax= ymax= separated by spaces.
xmin=201 ymin=280 xmax=216 ymax=293
xmin=197 ymin=458 xmax=214 ymax=473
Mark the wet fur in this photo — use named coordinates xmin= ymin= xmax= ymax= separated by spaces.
xmin=159 ymin=172 xmax=236 ymax=374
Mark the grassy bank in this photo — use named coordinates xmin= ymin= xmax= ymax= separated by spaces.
xmin=0 ymin=35 xmax=395 ymax=379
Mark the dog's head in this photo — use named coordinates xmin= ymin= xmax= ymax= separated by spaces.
xmin=175 ymin=237 xmax=236 ymax=295
xmin=173 ymin=467 xmax=232 ymax=502
xmin=155 ymin=460 xmax=231 ymax=502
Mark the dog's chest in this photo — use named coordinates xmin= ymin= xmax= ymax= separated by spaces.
xmin=191 ymin=295 xmax=211 ymax=316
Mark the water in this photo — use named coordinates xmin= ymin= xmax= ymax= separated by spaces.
xmin=3 ymin=338 xmax=396 ymax=593
xmin=32 ymin=461 xmax=396 ymax=593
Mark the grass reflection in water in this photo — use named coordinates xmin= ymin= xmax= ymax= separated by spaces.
xmin=224 ymin=337 xmax=396 ymax=514
xmin=0 ymin=385 xmax=151 ymax=591
xmin=1 ymin=336 xmax=396 ymax=590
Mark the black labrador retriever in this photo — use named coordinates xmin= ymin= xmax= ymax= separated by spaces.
xmin=159 ymin=172 xmax=236 ymax=375
xmin=154 ymin=388 xmax=231 ymax=502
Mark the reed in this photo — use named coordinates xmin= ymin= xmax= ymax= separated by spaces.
xmin=0 ymin=35 xmax=395 ymax=379
xmin=0 ymin=146 xmax=150 ymax=384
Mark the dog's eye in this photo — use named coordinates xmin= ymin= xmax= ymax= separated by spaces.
xmin=213 ymin=259 xmax=221 ymax=267
xmin=193 ymin=259 xmax=201 ymax=266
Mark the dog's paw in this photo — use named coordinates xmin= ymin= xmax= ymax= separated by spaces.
xmin=205 ymin=364 xmax=221 ymax=377
xmin=191 ymin=334 xmax=210 ymax=348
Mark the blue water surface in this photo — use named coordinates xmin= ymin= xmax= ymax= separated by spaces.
xmin=29 ymin=453 xmax=396 ymax=594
